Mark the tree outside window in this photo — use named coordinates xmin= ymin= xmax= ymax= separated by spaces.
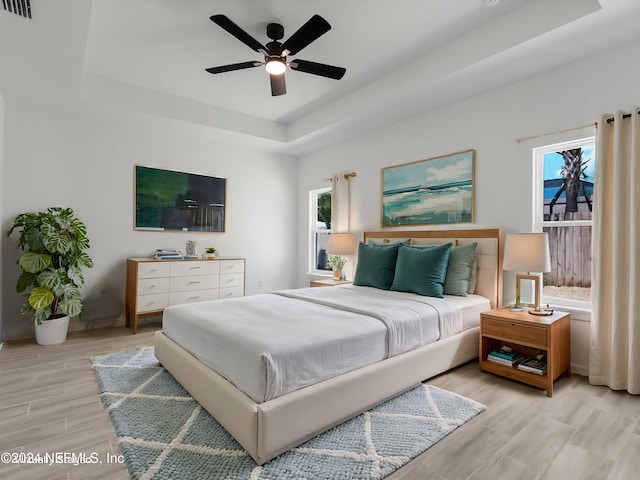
xmin=535 ymin=138 xmax=595 ymax=307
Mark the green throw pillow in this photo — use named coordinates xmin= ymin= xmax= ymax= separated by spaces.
xmin=391 ymin=243 xmax=452 ymax=297
xmin=353 ymin=242 xmax=400 ymax=290
xmin=444 ymin=242 xmax=478 ymax=296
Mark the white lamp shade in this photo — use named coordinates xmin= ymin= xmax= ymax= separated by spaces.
xmin=503 ymin=233 xmax=551 ymax=273
xmin=327 ymin=233 xmax=355 ymax=255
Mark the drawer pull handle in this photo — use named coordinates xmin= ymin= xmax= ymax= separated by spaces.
xmin=190 ymin=266 xmax=201 ymax=270
xmin=188 ymin=281 xmax=201 ymax=284
xmin=188 ymin=296 xmax=200 ymax=300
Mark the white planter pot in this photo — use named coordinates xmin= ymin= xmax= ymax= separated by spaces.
xmin=35 ymin=315 xmax=69 ymax=345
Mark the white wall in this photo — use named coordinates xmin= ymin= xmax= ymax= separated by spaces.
xmin=1 ymin=101 xmax=297 ymax=340
xmin=296 ymin=38 xmax=640 ymax=374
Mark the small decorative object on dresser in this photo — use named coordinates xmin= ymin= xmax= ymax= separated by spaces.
xmin=479 ymin=307 xmax=570 ymax=397
xmin=185 ymin=240 xmax=197 ymax=258
xmin=205 ymin=247 xmax=217 ymax=259
xmin=125 ymin=257 xmax=245 ymax=334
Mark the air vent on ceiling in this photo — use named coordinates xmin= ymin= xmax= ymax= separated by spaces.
xmin=2 ymin=0 xmax=32 ymax=19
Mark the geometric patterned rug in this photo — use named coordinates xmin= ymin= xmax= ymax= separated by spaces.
xmin=91 ymin=347 xmax=485 ymax=480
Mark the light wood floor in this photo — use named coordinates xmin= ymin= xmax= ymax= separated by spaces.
xmin=1 ymin=325 xmax=638 ymax=480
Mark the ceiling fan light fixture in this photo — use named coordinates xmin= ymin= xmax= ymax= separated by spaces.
xmin=265 ymin=57 xmax=286 ymax=75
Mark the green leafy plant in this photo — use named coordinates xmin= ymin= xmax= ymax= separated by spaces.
xmin=7 ymin=207 xmax=94 ymax=324
xmin=206 ymin=247 xmax=216 ymax=254
xmin=328 ymin=254 xmax=347 ymax=271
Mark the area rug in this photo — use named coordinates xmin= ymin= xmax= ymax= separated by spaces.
xmin=91 ymin=347 xmax=485 ymax=480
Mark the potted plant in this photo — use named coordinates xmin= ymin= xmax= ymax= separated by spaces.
xmin=328 ymin=254 xmax=348 ymax=280
xmin=205 ymin=247 xmax=217 ymax=259
xmin=7 ymin=207 xmax=94 ymax=345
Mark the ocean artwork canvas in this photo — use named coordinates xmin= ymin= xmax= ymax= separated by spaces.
xmin=382 ymin=150 xmax=474 ymax=226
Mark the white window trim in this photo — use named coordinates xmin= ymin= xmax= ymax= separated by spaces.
xmin=308 ymin=187 xmax=332 ymax=276
xmin=533 ymin=136 xmax=594 ymax=314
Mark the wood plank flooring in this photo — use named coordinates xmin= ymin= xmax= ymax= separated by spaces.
xmin=1 ymin=325 xmax=638 ymax=480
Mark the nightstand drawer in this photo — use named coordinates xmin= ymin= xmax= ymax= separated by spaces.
xmin=482 ymin=317 xmax=547 ymax=347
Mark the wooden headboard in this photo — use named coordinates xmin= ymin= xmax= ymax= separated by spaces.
xmin=363 ymin=229 xmax=503 ymax=309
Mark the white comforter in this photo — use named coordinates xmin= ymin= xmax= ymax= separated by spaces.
xmin=162 ymin=285 xmax=463 ymax=403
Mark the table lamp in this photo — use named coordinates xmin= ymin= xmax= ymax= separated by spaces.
xmin=503 ymin=233 xmax=551 ymax=314
xmin=327 ymin=233 xmax=354 ymax=280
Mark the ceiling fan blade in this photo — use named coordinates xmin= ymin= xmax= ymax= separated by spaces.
xmin=205 ymin=61 xmax=261 ymax=74
xmin=281 ymin=15 xmax=331 ymax=56
xmin=210 ymin=15 xmax=267 ymax=54
xmin=270 ymin=74 xmax=286 ymax=96
xmin=289 ymin=59 xmax=346 ymax=80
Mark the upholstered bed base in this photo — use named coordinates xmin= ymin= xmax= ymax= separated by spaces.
xmin=155 ymin=326 xmax=479 ymax=465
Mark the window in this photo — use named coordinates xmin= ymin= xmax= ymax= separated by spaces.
xmin=533 ymin=137 xmax=595 ymax=308
xmin=309 ymin=188 xmax=332 ymax=274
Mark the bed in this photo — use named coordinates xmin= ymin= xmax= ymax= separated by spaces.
xmin=155 ymin=228 xmax=503 ymax=465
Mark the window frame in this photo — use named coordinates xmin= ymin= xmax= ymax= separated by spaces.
xmin=533 ymin=136 xmax=595 ymax=311
xmin=309 ymin=187 xmax=332 ymax=276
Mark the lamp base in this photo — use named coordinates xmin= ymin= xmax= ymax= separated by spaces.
xmin=529 ymin=307 xmax=553 ymax=316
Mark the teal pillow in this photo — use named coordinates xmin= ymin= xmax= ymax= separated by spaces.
xmin=391 ymin=243 xmax=452 ymax=297
xmin=444 ymin=242 xmax=478 ymax=296
xmin=353 ymin=242 xmax=400 ymax=290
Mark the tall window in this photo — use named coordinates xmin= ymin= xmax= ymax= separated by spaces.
xmin=309 ymin=188 xmax=332 ymax=274
xmin=533 ymin=137 xmax=595 ymax=308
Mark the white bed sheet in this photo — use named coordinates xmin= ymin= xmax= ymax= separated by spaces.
xmin=162 ymin=286 xmax=489 ymax=403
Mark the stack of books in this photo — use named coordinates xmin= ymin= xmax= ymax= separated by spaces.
xmin=517 ymin=356 xmax=548 ymax=375
xmin=154 ymin=249 xmax=183 ymax=260
xmin=487 ymin=347 xmax=525 ymax=367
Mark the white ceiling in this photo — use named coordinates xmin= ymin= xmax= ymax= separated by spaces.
xmin=6 ymin=0 xmax=640 ymax=156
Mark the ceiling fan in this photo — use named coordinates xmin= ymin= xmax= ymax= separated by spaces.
xmin=205 ymin=14 xmax=346 ymax=96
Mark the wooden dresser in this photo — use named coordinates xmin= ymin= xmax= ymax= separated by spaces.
xmin=125 ymin=257 xmax=245 ymax=333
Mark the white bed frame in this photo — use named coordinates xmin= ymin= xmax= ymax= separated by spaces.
xmin=155 ymin=228 xmax=503 ymax=465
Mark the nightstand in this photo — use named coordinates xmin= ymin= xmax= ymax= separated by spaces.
xmin=479 ymin=307 xmax=570 ymax=397
xmin=310 ymin=278 xmax=352 ymax=287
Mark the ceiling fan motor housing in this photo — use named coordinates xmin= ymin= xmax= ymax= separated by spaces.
xmin=266 ymin=23 xmax=284 ymax=41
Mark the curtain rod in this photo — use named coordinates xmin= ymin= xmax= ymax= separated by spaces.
xmin=323 ymin=172 xmax=357 ymax=181
xmin=515 ymin=123 xmax=595 ymax=143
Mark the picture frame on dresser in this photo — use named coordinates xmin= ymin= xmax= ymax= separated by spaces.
xmin=381 ymin=149 xmax=475 ymax=226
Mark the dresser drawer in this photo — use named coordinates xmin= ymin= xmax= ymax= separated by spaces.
xmin=169 ymin=289 xmax=219 ymax=305
xmin=137 ymin=277 xmax=170 ymax=295
xmin=170 ymin=274 xmax=220 ymax=292
xmin=136 ymin=293 xmax=169 ymax=313
xmin=219 ymin=259 xmax=245 ymax=274
xmin=219 ymin=286 xmax=244 ymax=300
xmin=170 ymin=261 xmax=220 ymax=277
xmin=219 ymin=273 xmax=244 ymax=289
xmin=138 ymin=262 xmax=171 ymax=279
xmin=482 ymin=317 xmax=547 ymax=347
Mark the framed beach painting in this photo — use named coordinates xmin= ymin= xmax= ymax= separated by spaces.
xmin=381 ymin=149 xmax=475 ymax=226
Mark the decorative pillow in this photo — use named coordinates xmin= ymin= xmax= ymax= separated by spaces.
xmin=444 ymin=242 xmax=478 ymax=296
xmin=467 ymin=257 xmax=478 ymax=294
xmin=353 ymin=242 xmax=401 ymax=290
xmin=391 ymin=243 xmax=452 ymax=297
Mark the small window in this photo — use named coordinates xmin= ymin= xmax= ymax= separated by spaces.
xmin=309 ymin=188 xmax=332 ymax=274
xmin=534 ymin=137 xmax=595 ymax=308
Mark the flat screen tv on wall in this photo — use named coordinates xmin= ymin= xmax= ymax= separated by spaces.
xmin=135 ymin=165 xmax=226 ymax=232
